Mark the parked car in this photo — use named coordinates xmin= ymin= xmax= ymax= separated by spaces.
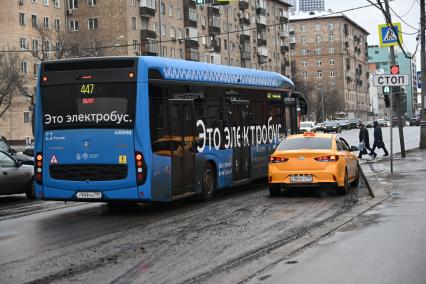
xmin=0 ymin=151 xmax=35 ymax=199
xmin=323 ymin=120 xmax=341 ymax=133
xmin=299 ymin=121 xmax=316 ymax=133
xmin=268 ymin=132 xmax=359 ymax=196
xmin=377 ymin=119 xmax=389 ymax=127
xmin=392 ymin=116 xmax=404 ymax=127
xmin=0 ymin=138 xmax=34 ymax=165
xmin=337 ymin=119 xmax=350 ymax=130
xmin=315 ymin=122 xmax=325 ymax=132
xmin=409 ymin=117 xmax=421 ymax=126
xmin=365 ymin=121 xmax=374 ymax=128
xmin=23 ymin=142 xmax=34 ymax=157
xmin=349 ymin=118 xmax=361 ymax=129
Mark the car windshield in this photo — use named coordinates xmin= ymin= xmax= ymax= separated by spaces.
xmin=277 ymin=137 xmax=332 ymax=150
xmin=300 ymin=122 xmax=312 ymax=128
xmin=0 ymin=140 xmax=10 ymax=152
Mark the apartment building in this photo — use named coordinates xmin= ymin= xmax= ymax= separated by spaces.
xmin=0 ymin=0 xmax=65 ymax=142
xmin=289 ymin=12 xmax=370 ymax=120
xmin=66 ymin=0 xmax=291 ymax=74
xmin=299 ymin=0 xmax=324 ymax=12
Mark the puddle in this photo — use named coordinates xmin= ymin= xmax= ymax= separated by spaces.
xmin=390 ymin=192 xmax=402 ymax=199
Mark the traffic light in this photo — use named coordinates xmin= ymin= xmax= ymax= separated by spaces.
xmin=383 ymin=86 xmax=390 ymax=108
xmin=390 ymin=65 xmax=400 ymax=75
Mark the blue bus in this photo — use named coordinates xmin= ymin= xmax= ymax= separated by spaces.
xmin=34 ymin=56 xmax=305 ymax=202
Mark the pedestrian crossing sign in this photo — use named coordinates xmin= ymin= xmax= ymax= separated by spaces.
xmin=378 ymin=22 xmax=403 ymax=47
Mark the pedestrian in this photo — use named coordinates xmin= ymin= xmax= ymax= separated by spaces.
xmin=358 ymin=122 xmax=374 ymax=159
xmin=371 ymin=120 xmax=389 ymax=158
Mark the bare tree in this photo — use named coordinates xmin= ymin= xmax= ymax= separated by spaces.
xmin=0 ymin=51 xmax=28 ymax=118
xmin=291 ymin=67 xmax=318 ymax=120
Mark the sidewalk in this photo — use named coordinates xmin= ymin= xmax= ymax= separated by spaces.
xmin=248 ymin=148 xmax=426 ymax=284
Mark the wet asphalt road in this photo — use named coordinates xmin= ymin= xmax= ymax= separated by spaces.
xmin=0 ymin=126 xmax=420 ymax=283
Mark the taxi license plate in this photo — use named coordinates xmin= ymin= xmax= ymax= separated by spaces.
xmin=76 ymin=192 xmax=102 ymax=199
xmin=290 ymin=175 xmax=313 ymax=183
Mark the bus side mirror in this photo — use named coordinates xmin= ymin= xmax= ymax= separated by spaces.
xmin=298 ymin=97 xmax=308 ymax=116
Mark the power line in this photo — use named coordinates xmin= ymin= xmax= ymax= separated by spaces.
xmin=0 ymin=1 xmax=404 ymax=54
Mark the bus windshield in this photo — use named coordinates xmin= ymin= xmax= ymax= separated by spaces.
xmin=41 ymin=82 xmax=136 ymax=130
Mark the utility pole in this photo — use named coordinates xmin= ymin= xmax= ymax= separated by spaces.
xmin=420 ymin=0 xmax=426 ymax=148
xmin=384 ymin=0 xmax=406 ymax=164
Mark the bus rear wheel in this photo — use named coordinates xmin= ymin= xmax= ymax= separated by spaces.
xmin=200 ymin=163 xmax=215 ymax=201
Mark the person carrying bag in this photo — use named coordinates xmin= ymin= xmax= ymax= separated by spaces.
xmin=358 ymin=122 xmax=374 ymax=159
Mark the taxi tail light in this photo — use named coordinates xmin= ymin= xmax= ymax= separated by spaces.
xmin=35 ymin=152 xmax=43 ymax=184
xmin=315 ymin=155 xmax=339 ymax=162
xmin=135 ymin=152 xmax=147 ymax=186
xmin=269 ymin=156 xmax=289 ymax=163
xmin=303 ymin=132 xmax=315 ymax=137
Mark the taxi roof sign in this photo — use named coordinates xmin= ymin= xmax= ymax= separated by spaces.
xmin=378 ymin=22 xmax=403 ymax=48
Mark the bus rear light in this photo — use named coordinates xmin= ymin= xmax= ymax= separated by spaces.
xmin=135 ymin=152 xmax=147 ymax=186
xmin=42 ymin=76 xmax=48 ymax=83
xmin=80 ymin=75 xmax=94 ymax=79
xmin=128 ymin=72 xmax=135 ymax=78
xmin=35 ymin=152 xmax=43 ymax=184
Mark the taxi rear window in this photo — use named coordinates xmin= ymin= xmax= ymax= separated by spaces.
xmin=277 ymin=137 xmax=332 ymax=150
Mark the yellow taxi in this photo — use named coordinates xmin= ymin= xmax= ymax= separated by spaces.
xmin=268 ymin=132 xmax=359 ymax=196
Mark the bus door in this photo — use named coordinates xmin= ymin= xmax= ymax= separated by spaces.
xmin=169 ymin=99 xmax=196 ymax=197
xmin=230 ymin=100 xmax=251 ymax=182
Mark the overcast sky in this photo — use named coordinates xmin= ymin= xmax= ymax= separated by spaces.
xmin=324 ymin=0 xmax=421 ymax=67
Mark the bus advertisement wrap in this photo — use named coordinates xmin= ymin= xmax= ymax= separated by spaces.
xmin=196 ymin=117 xmax=282 ymax=152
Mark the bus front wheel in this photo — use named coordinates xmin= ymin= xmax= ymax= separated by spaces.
xmin=200 ymin=163 xmax=215 ymax=201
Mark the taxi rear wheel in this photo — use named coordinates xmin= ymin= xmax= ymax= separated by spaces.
xmin=337 ymin=170 xmax=349 ymax=195
xmin=269 ymin=187 xmax=282 ymax=197
xmin=351 ymin=164 xmax=360 ymax=187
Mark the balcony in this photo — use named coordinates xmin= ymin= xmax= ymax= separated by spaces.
xmin=185 ymin=38 xmax=199 ymax=49
xmin=210 ymin=41 xmax=221 ymax=52
xmin=256 ymin=15 xmax=267 ymax=28
xmin=280 ymin=45 xmax=289 ymax=53
xmin=239 ymin=0 xmax=249 ymax=10
xmin=184 ymin=0 xmax=196 ymax=8
xmin=290 ymin=42 xmax=296 ymax=49
xmin=239 ymin=17 xmax=250 ymax=25
xmin=141 ymin=41 xmax=158 ymax=55
xmin=141 ymin=29 xmax=157 ymax=39
xmin=258 ymin=56 xmax=267 ymax=65
xmin=209 ymin=26 xmax=220 ymax=35
xmin=140 ymin=6 xmax=155 ymax=17
xmin=240 ymin=34 xmax=250 ymax=43
xmin=256 ymin=7 xmax=266 ymax=15
xmin=185 ymin=47 xmax=199 ymax=61
xmin=279 ymin=16 xmax=288 ymax=24
xmin=279 ymin=30 xmax=289 ymax=38
xmin=257 ymin=38 xmax=267 ymax=46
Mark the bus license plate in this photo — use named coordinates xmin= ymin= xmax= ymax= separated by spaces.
xmin=290 ymin=175 xmax=313 ymax=183
xmin=76 ymin=192 xmax=102 ymax=199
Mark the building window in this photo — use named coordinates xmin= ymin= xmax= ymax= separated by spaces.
xmin=43 ymin=40 xmax=50 ymax=52
xmin=132 ymin=17 xmax=137 ymax=30
xmin=168 ymin=5 xmax=173 ymax=17
xmin=43 ymin=17 xmax=49 ymax=29
xmin=54 ymin=0 xmax=60 ymax=7
xmin=302 ymin=61 xmax=307 ymax=67
xmin=302 ymin=49 xmax=307 ymax=55
xmin=329 ymin=58 xmax=335 ymax=65
xmin=131 ymin=0 xmax=135 ymax=5
xmin=329 ymin=35 xmax=334 ymax=42
xmin=316 ymin=36 xmax=321 ymax=43
xmin=171 ymin=47 xmax=175 ymax=58
xmin=34 ymin=63 xmax=40 ymax=75
xmin=317 ymin=71 xmax=322 ymax=78
xmin=315 ymin=48 xmax=321 ymax=55
xmin=88 ymin=0 xmax=96 ymax=6
xmin=19 ymin=13 xmax=26 ymax=26
xmin=328 ymin=23 xmax=334 ymax=30
xmin=70 ymin=0 xmax=78 ymax=8
xmin=31 ymin=15 xmax=38 ymax=28
xmin=55 ymin=42 xmax=62 ymax=54
xmin=189 ymin=8 xmax=197 ymax=22
xmin=21 ymin=62 xmax=28 ymax=74
xmin=317 ymin=83 xmax=323 ymax=89
xmin=302 ymin=71 xmax=308 ymax=79
xmin=54 ymin=18 xmax=61 ymax=31
xmin=32 ymin=39 xmax=39 ymax=52
xmin=69 ymin=20 xmax=79 ymax=31
xmin=316 ymin=60 xmax=322 ymax=66
xmin=170 ymin=27 xmax=176 ymax=39
xmin=330 ymin=82 xmax=336 ymax=89
xmin=329 ymin=47 xmax=334 ymax=54
xmin=177 ymin=8 xmax=181 ymax=19
xmin=161 ymin=24 xmax=166 ymax=37
xmin=160 ymin=2 xmax=165 ymax=15
xmin=133 ymin=40 xmax=139 ymax=52
xmin=24 ymin=111 xmax=31 ymax=124
xmin=43 ymin=0 xmax=48 ymax=6
xmin=88 ymin=18 xmax=98 ymax=30
xmin=301 ymin=36 xmax=306 ymax=43
xmin=301 ymin=25 xmax=306 ymax=32
xmin=315 ymin=24 xmax=320 ymax=31
xmin=330 ymin=71 xmax=335 ymax=77
xmin=20 ymin=38 xmax=28 ymax=50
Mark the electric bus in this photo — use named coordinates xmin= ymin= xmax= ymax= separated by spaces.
xmin=34 ymin=56 xmax=305 ymax=202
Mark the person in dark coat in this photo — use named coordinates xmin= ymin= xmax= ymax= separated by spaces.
xmin=358 ymin=122 xmax=374 ymax=158
xmin=371 ymin=120 xmax=389 ymax=158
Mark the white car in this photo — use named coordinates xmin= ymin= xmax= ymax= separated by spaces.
xmin=299 ymin=121 xmax=316 ymax=133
